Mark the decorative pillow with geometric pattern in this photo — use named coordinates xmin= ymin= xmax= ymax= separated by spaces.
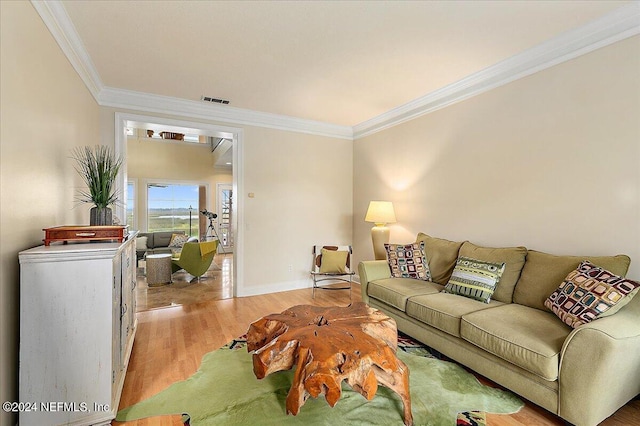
xmin=168 ymin=233 xmax=190 ymax=248
xmin=544 ymin=260 xmax=640 ymax=328
xmin=384 ymin=241 xmax=431 ymax=281
xmin=443 ymin=257 xmax=505 ymax=303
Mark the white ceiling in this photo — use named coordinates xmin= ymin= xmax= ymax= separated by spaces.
xmin=60 ymin=0 xmax=630 ymax=128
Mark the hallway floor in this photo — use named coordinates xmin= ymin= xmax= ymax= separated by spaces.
xmin=136 ymin=253 xmax=233 ymax=312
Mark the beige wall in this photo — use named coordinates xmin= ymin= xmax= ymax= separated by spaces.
xmin=127 ymin=135 xmax=232 ymax=235
xmin=0 ymin=2 xmax=101 ymax=423
xmin=100 ymin=107 xmax=354 ymax=296
xmin=353 ymin=35 xmax=640 ymax=279
xmin=241 ymin=126 xmax=353 ymax=294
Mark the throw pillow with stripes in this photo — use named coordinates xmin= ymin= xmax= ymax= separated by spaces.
xmin=443 ymin=257 xmax=505 ymax=303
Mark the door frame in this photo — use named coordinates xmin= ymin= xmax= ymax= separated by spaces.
xmin=114 ymin=112 xmax=244 ymax=297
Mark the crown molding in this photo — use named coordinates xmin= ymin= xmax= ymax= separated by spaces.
xmin=31 ymin=0 xmax=352 ymax=140
xmin=353 ymin=2 xmax=640 ymax=140
xmin=99 ymin=87 xmax=353 ymax=140
xmin=31 ymin=0 xmax=104 ymax=101
xmin=33 ymin=1 xmax=639 ymax=142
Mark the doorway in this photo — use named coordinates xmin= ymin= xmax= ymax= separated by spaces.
xmin=115 ymin=112 xmax=244 ymax=300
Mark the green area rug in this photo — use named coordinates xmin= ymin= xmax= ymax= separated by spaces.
xmin=116 ymin=337 xmax=522 ymax=425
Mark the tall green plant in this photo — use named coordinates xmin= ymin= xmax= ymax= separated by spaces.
xmin=71 ymin=145 xmax=123 ymax=208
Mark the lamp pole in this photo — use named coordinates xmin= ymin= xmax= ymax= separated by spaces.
xmin=188 ymin=205 xmax=193 ymax=237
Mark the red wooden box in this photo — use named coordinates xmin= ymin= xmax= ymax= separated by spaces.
xmin=43 ymin=225 xmax=128 ymax=246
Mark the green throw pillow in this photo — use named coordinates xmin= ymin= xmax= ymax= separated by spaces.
xmin=319 ymin=249 xmax=348 ymax=273
xmin=458 ymin=241 xmax=527 ymax=303
xmin=443 ymin=257 xmax=505 ymax=303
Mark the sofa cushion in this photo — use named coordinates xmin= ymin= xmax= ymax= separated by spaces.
xmin=385 ymin=242 xmax=431 ymax=281
xmin=461 ymin=304 xmax=572 ymax=381
xmin=415 ymin=233 xmax=463 ymax=285
xmin=513 ymin=250 xmax=631 ymax=311
xmin=443 ymin=256 xmax=505 ymax=303
xmin=149 ymin=247 xmax=174 ymax=256
xmin=367 ymin=278 xmax=442 ymax=312
xmin=459 ymin=241 xmax=527 ymax=303
xmin=152 ymin=231 xmax=185 ymax=248
xmin=544 ymin=260 xmax=640 ymax=328
xmin=406 ymin=293 xmax=504 ymax=337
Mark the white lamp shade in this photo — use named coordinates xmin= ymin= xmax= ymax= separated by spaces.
xmin=365 ymin=201 xmax=396 ymax=225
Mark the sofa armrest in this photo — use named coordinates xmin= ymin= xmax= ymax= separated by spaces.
xmin=558 ymin=294 xmax=640 ymax=426
xmin=358 ymin=260 xmax=391 ymax=304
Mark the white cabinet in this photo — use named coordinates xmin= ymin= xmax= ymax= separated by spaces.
xmin=19 ymin=234 xmax=137 ymax=426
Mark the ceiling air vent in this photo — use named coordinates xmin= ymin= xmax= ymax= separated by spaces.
xmin=201 ymin=96 xmax=230 ymax=105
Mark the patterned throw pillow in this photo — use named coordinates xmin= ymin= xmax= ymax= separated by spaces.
xmin=168 ymin=233 xmax=190 ymax=248
xmin=385 ymin=242 xmax=431 ymax=281
xmin=443 ymin=257 xmax=505 ymax=303
xmin=544 ymin=260 xmax=640 ymax=328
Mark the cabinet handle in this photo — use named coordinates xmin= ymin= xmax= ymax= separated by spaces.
xmin=75 ymin=232 xmax=96 ymax=237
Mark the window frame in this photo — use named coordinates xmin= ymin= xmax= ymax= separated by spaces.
xmin=126 ymin=179 xmax=137 ymax=230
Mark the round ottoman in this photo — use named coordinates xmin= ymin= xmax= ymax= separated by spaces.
xmin=146 ymin=253 xmax=172 ymax=286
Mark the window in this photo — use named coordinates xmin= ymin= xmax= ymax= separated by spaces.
xmin=147 ymin=183 xmax=201 ymax=238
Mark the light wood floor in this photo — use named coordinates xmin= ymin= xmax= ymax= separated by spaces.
xmin=136 ymin=253 xmax=234 ymax=311
xmin=115 ymin=279 xmax=640 ymax=425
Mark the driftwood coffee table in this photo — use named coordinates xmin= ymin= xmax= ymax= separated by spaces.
xmin=246 ymin=302 xmax=413 ymax=425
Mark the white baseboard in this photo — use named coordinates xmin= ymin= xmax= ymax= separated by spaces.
xmin=237 ymin=279 xmax=310 ymax=297
xmin=237 ymin=276 xmax=361 ymax=298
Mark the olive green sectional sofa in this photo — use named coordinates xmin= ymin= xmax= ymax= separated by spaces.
xmin=358 ymin=233 xmax=640 ymax=426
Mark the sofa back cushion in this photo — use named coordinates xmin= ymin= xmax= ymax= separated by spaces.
xmin=513 ymin=250 xmax=631 ymax=311
xmin=415 ymin=233 xmax=463 ymax=285
xmin=152 ymin=231 xmax=185 ymax=248
xmin=459 ymin=242 xmax=527 ymax=303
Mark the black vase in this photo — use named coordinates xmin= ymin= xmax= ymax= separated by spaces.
xmin=90 ymin=206 xmax=113 ymax=226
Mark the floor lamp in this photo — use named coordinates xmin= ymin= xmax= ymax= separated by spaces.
xmin=365 ymin=201 xmax=396 ymax=260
